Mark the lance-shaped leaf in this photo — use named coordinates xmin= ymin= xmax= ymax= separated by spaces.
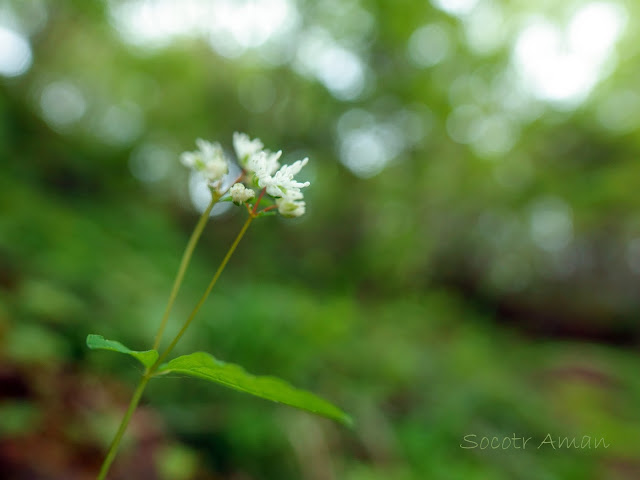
xmin=156 ymin=352 xmax=352 ymax=426
xmin=86 ymin=334 xmax=158 ymax=369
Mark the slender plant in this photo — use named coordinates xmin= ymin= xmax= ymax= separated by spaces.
xmin=87 ymin=133 xmax=351 ymax=479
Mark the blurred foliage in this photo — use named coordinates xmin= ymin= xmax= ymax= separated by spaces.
xmin=1 ymin=0 xmax=640 ymax=478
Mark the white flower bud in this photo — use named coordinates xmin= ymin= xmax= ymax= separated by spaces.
xmin=229 ymin=183 xmax=255 ymax=204
xmin=276 ymin=197 xmax=306 ymax=217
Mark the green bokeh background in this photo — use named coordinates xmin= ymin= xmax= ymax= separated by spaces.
xmin=1 ymin=0 xmax=639 ymax=478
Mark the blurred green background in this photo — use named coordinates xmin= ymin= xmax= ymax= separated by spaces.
xmin=1 ymin=0 xmax=640 ymax=478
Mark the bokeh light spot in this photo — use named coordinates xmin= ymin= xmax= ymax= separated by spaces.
xmin=39 ymin=81 xmax=86 ymax=130
xmin=462 ymin=0 xmax=505 ymax=55
xmin=391 ymin=106 xmax=433 ymax=145
xmin=567 ymin=1 xmax=626 ymax=58
xmin=129 ymin=143 xmax=172 ymax=183
xmin=512 ymin=2 xmax=626 ymax=108
xmin=0 ymin=26 xmax=32 ymax=77
xmin=446 ymin=104 xmax=483 ymax=144
xmin=407 ymin=24 xmax=451 ymax=68
xmin=431 ymin=0 xmax=479 ymax=17
xmin=295 ymin=28 xmax=365 ymax=100
xmin=109 ymin=0 xmax=298 ymax=57
xmin=339 ymin=124 xmax=403 ymax=178
xmin=188 ymin=172 xmax=233 ymax=217
xmin=529 ymin=196 xmax=573 ymax=252
xmin=470 ymin=114 xmax=519 ymax=158
xmin=96 ymin=103 xmax=144 ymax=146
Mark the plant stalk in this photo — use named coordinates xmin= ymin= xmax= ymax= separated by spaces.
xmin=96 ymin=374 xmax=150 ymax=480
xmin=155 ymin=214 xmax=254 ymax=366
xmin=152 ymin=194 xmax=218 ymax=351
xmin=97 ymin=212 xmax=254 ymax=479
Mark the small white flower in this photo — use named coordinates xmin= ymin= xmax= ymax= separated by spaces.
xmin=247 ymin=150 xmax=282 ymax=180
xmin=260 ymin=158 xmax=310 ymax=198
xmin=233 ymin=132 xmax=264 ymax=167
xmin=229 ymin=183 xmax=255 ymax=204
xmin=180 ymin=138 xmax=228 ymax=184
xmin=276 ymin=197 xmax=306 ymax=217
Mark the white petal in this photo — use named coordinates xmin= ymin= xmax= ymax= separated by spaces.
xmin=233 ymin=132 xmax=264 ymax=166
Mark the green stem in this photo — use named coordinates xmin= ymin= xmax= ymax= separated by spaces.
xmin=97 ymin=374 xmax=151 ymax=480
xmin=155 ymin=214 xmax=254 ymax=366
xmin=152 ymin=194 xmax=218 ymax=351
xmin=98 ymin=213 xmax=253 ymax=480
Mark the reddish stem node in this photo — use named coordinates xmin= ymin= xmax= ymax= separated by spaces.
xmin=260 ymin=205 xmax=278 ymax=214
xmin=252 ymin=187 xmax=267 ymax=215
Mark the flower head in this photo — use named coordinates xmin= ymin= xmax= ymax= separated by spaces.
xmin=181 ymin=138 xmax=228 ymax=185
xmin=276 ymin=196 xmax=306 ymax=217
xmin=258 ymin=157 xmax=310 ymax=200
xmin=245 ymin=152 xmax=311 ymax=217
xmin=182 ymin=133 xmax=310 ymax=218
xmin=229 ymin=183 xmax=255 ymax=204
xmin=247 ymin=150 xmax=282 ymax=180
xmin=233 ymin=132 xmax=264 ymax=168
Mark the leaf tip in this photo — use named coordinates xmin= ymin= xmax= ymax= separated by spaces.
xmin=340 ymin=413 xmax=354 ymax=429
xmin=86 ymin=334 xmax=104 ymax=349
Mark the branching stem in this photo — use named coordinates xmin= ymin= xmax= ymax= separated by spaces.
xmin=154 ymin=214 xmax=254 ymax=366
xmin=97 ymin=211 xmax=254 ymax=480
xmin=152 ymin=193 xmax=218 ymax=351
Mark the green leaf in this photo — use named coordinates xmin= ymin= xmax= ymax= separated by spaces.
xmin=86 ymin=334 xmax=158 ymax=369
xmin=156 ymin=352 xmax=352 ymax=426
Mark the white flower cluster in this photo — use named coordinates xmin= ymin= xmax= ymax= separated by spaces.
xmin=233 ymin=132 xmax=310 ymax=218
xmin=180 ymin=139 xmax=228 ymax=188
xmin=180 ymin=133 xmax=310 ymax=217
